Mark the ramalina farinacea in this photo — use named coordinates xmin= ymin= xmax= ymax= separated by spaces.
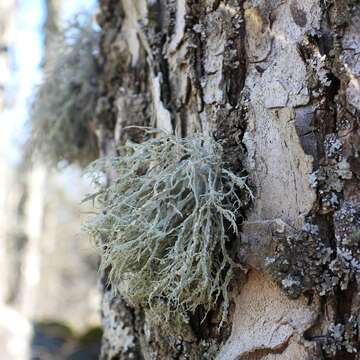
xmin=84 ymin=131 xmax=252 ymax=326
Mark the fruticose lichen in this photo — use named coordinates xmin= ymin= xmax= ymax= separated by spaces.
xmin=85 ymin=131 xmax=251 ymax=326
xmin=31 ymin=17 xmax=99 ymax=166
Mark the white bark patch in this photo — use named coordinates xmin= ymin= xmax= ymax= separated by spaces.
xmin=216 ymin=271 xmax=319 ymax=360
xmin=169 ymin=0 xmax=186 ymax=53
xmin=244 ymin=105 xmax=316 ymax=222
xmin=342 ymin=12 xmax=360 ymax=78
xmin=347 ymin=77 xmax=360 ymax=111
xmin=202 ymin=10 xmax=226 ymax=105
xmin=270 ymin=0 xmax=321 ymax=42
xmin=167 ymin=41 xmax=189 ymax=106
xmin=122 ymin=0 xmax=148 ymax=66
xmin=342 ymin=9 xmax=360 ymax=110
xmin=151 ymin=74 xmax=173 ymax=133
xmin=260 ymin=46 xmax=309 ymax=108
xmin=243 ymin=0 xmax=318 ymax=223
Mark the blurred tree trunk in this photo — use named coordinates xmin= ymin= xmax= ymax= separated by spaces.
xmin=0 ymin=0 xmax=16 ymax=304
xmin=44 ymin=0 xmax=60 ymax=44
xmin=18 ymin=0 xmax=60 ymax=317
xmin=95 ymin=1 xmax=360 ymax=359
xmin=0 ymin=4 xmax=33 ymax=360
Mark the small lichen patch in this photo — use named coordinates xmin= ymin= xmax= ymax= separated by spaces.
xmin=333 ymin=201 xmax=360 ymax=290
xmin=321 ymin=319 xmax=358 ymax=357
xmin=84 ymin=131 xmax=251 ymax=326
xmin=310 ymin=158 xmax=352 ymax=214
xmin=265 ymin=223 xmax=335 ymax=298
xmin=267 ymin=202 xmax=360 ymax=301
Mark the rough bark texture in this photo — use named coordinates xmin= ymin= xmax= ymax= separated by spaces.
xmin=94 ymin=0 xmax=360 ymax=359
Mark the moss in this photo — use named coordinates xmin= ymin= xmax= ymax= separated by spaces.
xmin=84 ymin=131 xmax=251 ymax=326
xmin=31 ymin=16 xmax=99 ymax=167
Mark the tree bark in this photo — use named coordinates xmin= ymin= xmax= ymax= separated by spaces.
xmin=94 ymin=0 xmax=360 ymax=359
xmin=17 ymin=0 xmax=60 ymax=319
xmin=0 ymin=0 xmax=16 ymax=303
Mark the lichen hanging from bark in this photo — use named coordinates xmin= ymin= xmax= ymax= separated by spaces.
xmin=31 ymin=16 xmax=100 ymax=167
xmin=85 ymin=131 xmax=252 ymax=328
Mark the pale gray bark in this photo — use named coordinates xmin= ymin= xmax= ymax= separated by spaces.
xmin=94 ymin=1 xmax=360 ymax=359
xmin=0 ymin=3 xmax=33 ymax=360
xmin=0 ymin=0 xmax=16 ymax=303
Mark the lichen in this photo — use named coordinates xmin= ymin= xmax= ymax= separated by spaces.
xmin=309 ymin=158 xmax=352 ymax=214
xmin=265 ymin=223 xmax=335 ymax=298
xmin=321 ymin=318 xmax=358 ymax=357
xmin=84 ymin=131 xmax=252 ymax=326
xmin=332 ymin=201 xmax=360 ymax=290
xmin=269 ymin=122 xmax=359 ymax=302
xmin=267 ymin=201 xmax=360 ymax=302
xmin=31 ymin=15 xmax=99 ymax=167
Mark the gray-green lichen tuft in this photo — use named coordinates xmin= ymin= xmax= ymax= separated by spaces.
xmin=84 ymin=131 xmax=251 ymax=326
xmin=31 ymin=16 xmax=99 ymax=166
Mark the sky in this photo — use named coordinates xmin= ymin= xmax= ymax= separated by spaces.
xmin=0 ymin=0 xmax=96 ymax=163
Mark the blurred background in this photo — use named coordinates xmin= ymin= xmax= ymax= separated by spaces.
xmin=0 ymin=0 xmax=101 ymax=359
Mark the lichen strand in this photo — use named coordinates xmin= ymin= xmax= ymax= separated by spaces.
xmin=31 ymin=17 xmax=99 ymax=166
xmin=85 ymin=132 xmax=251 ymax=327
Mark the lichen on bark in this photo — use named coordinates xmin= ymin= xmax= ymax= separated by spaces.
xmin=31 ymin=16 xmax=100 ymax=166
xmin=85 ymin=131 xmax=251 ymax=329
xmin=82 ymin=0 xmax=360 ymax=359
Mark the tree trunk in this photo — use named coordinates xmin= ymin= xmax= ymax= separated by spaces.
xmin=94 ymin=0 xmax=360 ymax=359
xmin=0 ymin=0 xmax=16 ymax=303
xmin=17 ymin=0 xmax=59 ymax=319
